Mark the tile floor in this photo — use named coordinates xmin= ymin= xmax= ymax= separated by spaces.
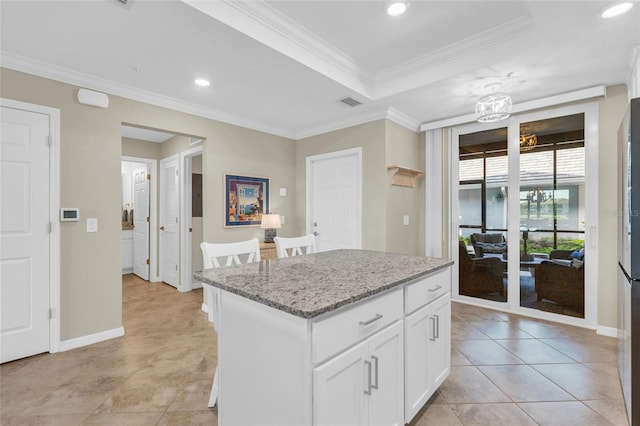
xmin=0 ymin=274 xmax=629 ymax=425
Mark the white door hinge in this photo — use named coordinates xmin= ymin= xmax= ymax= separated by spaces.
xmin=49 ymin=308 xmax=54 ymax=319
xmin=47 ymin=136 xmax=53 ymax=147
xmin=48 ymin=222 xmax=53 ymax=233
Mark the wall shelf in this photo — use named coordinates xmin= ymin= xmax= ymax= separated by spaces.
xmin=387 ymin=165 xmax=424 ymax=188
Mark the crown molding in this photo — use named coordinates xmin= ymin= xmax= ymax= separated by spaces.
xmin=295 ymin=106 xmax=420 ymax=140
xmin=386 ymin=107 xmax=421 ymax=132
xmin=1 ymin=52 xmax=296 ymax=139
xmin=372 ymin=16 xmax=535 ymax=99
xmin=181 ymin=0 xmax=373 ymax=99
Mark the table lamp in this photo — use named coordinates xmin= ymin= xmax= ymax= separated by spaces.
xmin=261 ymin=214 xmax=281 ymax=243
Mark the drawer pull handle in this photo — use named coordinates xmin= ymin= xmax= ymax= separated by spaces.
xmin=364 ymin=359 xmax=372 ymax=395
xmin=434 ymin=314 xmax=440 ymax=339
xmin=371 ymin=355 xmax=379 ymax=390
xmin=430 ymin=316 xmax=437 ymax=341
xmin=428 ymin=285 xmax=443 ymax=292
xmin=359 ymin=313 xmax=383 ymax=326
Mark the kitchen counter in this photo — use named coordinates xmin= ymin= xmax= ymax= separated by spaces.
xmin=194 ymin=249 xmax=452 ymax=319
xmin=194 ymin=249 xmax=453 ymax=426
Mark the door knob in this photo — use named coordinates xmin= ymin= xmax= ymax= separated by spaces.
xmin=160 ymin=226 xmax=165 ymax=230
xmin=313 ymin=231 xmax=320 ymax=236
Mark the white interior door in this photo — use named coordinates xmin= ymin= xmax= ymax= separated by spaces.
xmin=133 ymin=164 xmax=150 ymax=280
xmin=307 ymin=148 xmax=362 ymax=252
xmin=160 ymin=156 xmax=179 ymax=288
xmin=1 ymin=105 xmax=50 ymax=363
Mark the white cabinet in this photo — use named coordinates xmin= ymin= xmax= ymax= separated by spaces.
xmin=121 ymin=229 xmax=133 ymax=274
xmin=314 ymin=341 xmax=368 ymax=426
xmin=314 ymin=321 xmax=403 ymax=426
xmin=404 ymin=293 xmax=451 ymax=422
xmin=211 ymin=266 xmax=452 ymax=426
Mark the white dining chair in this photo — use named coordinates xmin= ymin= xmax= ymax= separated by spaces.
xmin=200 ymin=238 xmax=261 ymax=408
xmin=274 ymin=234 xmax=317 ymax=259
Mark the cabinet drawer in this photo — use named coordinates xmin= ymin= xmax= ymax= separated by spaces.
xmin=312 ymin=288 xmax=402 ymax=364
xmin=405 ymin=268 xmax=450 ymax=314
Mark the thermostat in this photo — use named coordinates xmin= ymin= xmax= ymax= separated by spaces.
xmin=60 ymin=208 xmax=80 ymax=221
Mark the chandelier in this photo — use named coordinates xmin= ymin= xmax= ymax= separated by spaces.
xmin=520 ymin=133 xmax=537 ymax=151
xmin=475 ymin=91 xmax=512 ymax=123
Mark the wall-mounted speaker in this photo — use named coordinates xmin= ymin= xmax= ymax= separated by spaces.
xmin=77 ymin=88 xmax=109 ymax=109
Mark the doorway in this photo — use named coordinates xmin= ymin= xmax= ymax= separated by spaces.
xmin=180 ymin=146 xmax=204 ymax=291
xmin=121 ymin=124 xmax=205 ymax=292
xmin=451 ymin=102 xmax=598 ymax=326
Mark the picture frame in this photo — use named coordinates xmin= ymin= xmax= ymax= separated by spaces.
xmin=224 ymin=173 xmax=269 ymax=227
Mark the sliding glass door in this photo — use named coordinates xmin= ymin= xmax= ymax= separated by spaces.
xmin=452 ymin=103 xmax=596 ymax=325
xmin=518 ymin=114 xmax=585 ymax=318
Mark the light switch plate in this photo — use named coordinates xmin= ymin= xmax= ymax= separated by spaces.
xmin=86 ymin=218 xmax=98 ymax=232
xmin=280 ymin=188 xmax=287 ymax=196
xmin=403 ymin=215 xmax=409 ymax=225
xmin=280 ymin=215 xmax=285 ymax=225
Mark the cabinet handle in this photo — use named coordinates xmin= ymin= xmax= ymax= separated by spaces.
xmin=434 ymin=314 xmax=440 ymax=339
xmin=359 ymin=313 xmax=383 ymax=326
xmin=430 ymin=316 xmax=437 ymax=341
xmin=364 ymin=359 xmax=372 ymax=395
xmin=428 ymin=285 xmax=442 ymax=292
xmin=371 ymin=355 xmax=379 ymax=390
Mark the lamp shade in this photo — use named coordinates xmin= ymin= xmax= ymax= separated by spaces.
xmin=260 ymin=214 xmax=281 ymax=229
xmin=475 ymin=93 xmax=512 ymax=123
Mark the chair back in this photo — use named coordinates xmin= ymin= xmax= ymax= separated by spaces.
xmin=201 ymin=239 xmax=261 ymax=269
xmin=274 ymin=234 xmax=317 ymax=259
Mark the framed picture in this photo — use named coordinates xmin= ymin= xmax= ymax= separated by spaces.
xmin=224 ymin=173 xmax=269 ymax=227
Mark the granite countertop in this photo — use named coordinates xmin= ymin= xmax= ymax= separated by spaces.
xmin=194 ymin=249 xmax=453 ymax=319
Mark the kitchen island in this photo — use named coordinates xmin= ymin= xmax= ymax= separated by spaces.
xmin=194 ymin=249 xmax=453 ymax=426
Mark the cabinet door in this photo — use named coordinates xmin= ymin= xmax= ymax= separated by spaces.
xmin=368 ymin=321 xmax=404 ymax=426
xmin=314 ymin=341 xmax=368 ymax=426
xmin=429 ymin=295 xmax=451 ymax=390
xmin=404 ymin=303 xmax=432 ymax=422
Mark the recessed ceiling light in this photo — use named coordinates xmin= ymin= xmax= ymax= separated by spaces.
xmin=194 ymin=78 xmax=210 ymax=87
xmin=601 ymin=2 xmax=633 ymax=18
xmin=387 ymin=1 xmax=407 ymax=17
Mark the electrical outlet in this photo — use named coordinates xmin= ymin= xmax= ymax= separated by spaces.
xmin=280 ymin=215 xmax=285 ymax=225
xmin=403 ymin=215 xmax=409 ymax=226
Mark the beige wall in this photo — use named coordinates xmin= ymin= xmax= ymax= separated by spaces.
xmin=122 ymin=137 xmax=161 ymax=159
xmin=598 ymin=85 xmax=628 ymax=328
xmin=385 ymin=121 xmax=423 ymax=255
xmin=0 ymin=68 xmax=295 ymax=341
xmin=295 ymin=120 xmax=388 ymax=250
xmin=294 ymin=119 xmax=424 ymax=255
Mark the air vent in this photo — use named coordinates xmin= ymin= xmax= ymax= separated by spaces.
xmin=114 ymin=0 xmax=134 ymax=8
xmin=340 ymin=97 xmax=362 ymax=107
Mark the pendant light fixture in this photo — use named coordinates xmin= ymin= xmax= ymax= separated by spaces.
xmin=476 ymin=83 xmax=512 ymax=123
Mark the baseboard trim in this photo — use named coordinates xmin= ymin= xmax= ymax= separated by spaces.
xmin=57 ymin=327 xmax=125 ymax=352
xmin=596 ymin=325 xmax=617 ymax=338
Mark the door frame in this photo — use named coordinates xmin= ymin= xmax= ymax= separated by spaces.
xmin=180 ymin=145 xmax=203 ymax=292
xmin=450 ymin=101 xmax=599 ymax=328
xmin=305 ymin=147 xmax=362 ymax=248
xmin=1 ymin=98 xmax=61 ymax=354
xmin=121 ymin=156 xmax=159 ymax=282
